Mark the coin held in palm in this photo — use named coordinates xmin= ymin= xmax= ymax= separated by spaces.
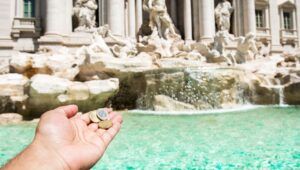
xmin=96 ymin=109 xmax=109 ymax=121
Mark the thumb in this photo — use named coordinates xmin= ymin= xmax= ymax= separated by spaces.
xmin=54 ymin=105 xmax=78 ymax=118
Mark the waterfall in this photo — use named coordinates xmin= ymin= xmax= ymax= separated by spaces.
xmin=278 ymin=86 xmax=286 ymax=107
xmin=274 ymin=79 xmax=287 ymax=107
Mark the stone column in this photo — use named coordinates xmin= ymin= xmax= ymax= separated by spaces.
xmin=170 ymin=0 xmax=177 ymax=25
xmin=192 ymin=0 xmax=200 ymax=41
xmin=296 ymin=0 xmax=300 ymax=47
xmin=243 ymin=0 xmax=256 ymax=34
xmin=34 ymin=0 xmax=40 ymax=18
xmin=136 ymin=0 xmax=143 ymax=33
xmin=128 ymin=0 xmax=136 ymax=38
xmin=199 ymin=0 xmax=215 ymax=42
xmin=44 ymin=0 xmax=72 ymax=35
xmin=15 ymin=0 xmax=24 ymax=17
xmin=108 ymin=0 xmax=125 ymax=37
xmin=98 ymin=0 xmax=105 ymax=26
xmin=184 ymin=0 xmax=192 ymax=40
xmin=269 ymin=0 xmax=283 ymax=54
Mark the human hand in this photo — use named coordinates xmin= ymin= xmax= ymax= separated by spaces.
xmin=34 ymin=105 xmax=123 ymax=170
xmin=2 ymin=105 xmax=123 ymax=170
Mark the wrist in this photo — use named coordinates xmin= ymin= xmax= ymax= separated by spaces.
xmin=27 ymin=139 xmax=71 ymax=170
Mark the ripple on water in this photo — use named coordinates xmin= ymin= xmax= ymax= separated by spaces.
xmin=0 ymin=106 xmax=300 ymax=169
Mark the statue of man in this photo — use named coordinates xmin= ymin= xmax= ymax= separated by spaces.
xmin=215 ymin=0 xmax=234 ymax=32
xmin=144 ymin=0 xmax=179 ymax=39
xmin=73 ymin=0 xmax=98 ymax=32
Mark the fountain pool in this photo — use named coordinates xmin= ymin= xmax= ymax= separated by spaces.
xmin=1 ymin=106 xmax=300 ymax=169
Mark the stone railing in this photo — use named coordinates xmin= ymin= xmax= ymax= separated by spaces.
xmin=280 ymin=29 xmax=298 ymax=44
xmin=11 ymin=17 xmax=41 ymax=38
xmin=256 ymin=27 xmax=271 ymax=35
xmin=256 ymin=27 xmax=271 ymax=42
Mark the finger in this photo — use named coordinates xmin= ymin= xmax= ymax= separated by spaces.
xmin=110 ymin=112 xmax=123 ymax=124
xmin=55 ymin=105 xmax=78 ymax=118
xmin=80 ymin=113 xmax=91 ymax=124
xmin=96 ymin=114 xmax=122 ymax=137
xmin=88 ymin=123 xmax=98 ymax=132
xmin=100 ymin=122 xmax=121 ymax=146
xmin=95 ymin=113 xmax=121 ymax=137
xmin=106 ymin=108 xmax=113 ymax=113
xmin=96 ymin=129 xmax=106 ymax=136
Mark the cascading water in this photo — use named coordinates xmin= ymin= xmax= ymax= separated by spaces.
xmin=274 ymin=79 xmax=287 ymax=107
xmin=136 ymin=67 xmax=250 ymax=111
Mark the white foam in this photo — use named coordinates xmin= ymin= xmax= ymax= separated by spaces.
xmin=127 ymin=105 xmax=269 ymax=115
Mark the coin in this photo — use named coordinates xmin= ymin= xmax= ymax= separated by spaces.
xmin=96 ymin=109 xmax=109 ymax=121
xmin=98 ymin=120 xmax=113 ymax=129
xmin=89 ymin=111 xmax=100 ymax=123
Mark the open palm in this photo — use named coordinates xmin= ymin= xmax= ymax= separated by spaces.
xmin=34 ymin=105 xmax=123 ymax=170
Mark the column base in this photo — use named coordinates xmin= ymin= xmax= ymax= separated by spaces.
xmin=270 ymin=45 xmax=283 ymax=55
xmin=0 ymin=37 xmax=15 ymax=58
xmin=199 ymin=37 xmax=214 ymax=44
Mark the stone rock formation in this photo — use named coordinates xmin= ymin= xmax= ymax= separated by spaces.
xmin=0 ymin=113 xmax=23 ymax=124
xmin=0 ymin=20 xmax=300 ymax=114
xmin=0 ymin=74 xmax=28 ymax=113
xmin=153 ymin=95 xmax=196 ymax=111
xmin=0 ymin=58 xmax=9 ymax=74
xmin=10 ymin=50 xmax=84 ymax=80
xmin=28 ymin=74 xmax=119 ymax=115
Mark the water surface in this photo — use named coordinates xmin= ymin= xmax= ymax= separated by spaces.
xmin=1 ymin=107 xmax=300 ymax=169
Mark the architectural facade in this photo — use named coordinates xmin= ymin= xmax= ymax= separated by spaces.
xmin=0 ymin=0 xmax=300 ymax=58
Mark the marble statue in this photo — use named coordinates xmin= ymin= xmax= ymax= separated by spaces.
xmin=235 ymin=33 xmax=259 ymax=63
xmin=98 ymin=25 xmax=138 ymax=58
xmin=143 ymin=0 xmax=180 ymax=39
xmin=215 ymin=0 xmax=234 ymax=32
xmin=213 ymin=31 xmax=234 ymax=55
xmin=73 ymin=0 xmax=98 ymax=32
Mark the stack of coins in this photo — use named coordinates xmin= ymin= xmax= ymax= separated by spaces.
xmin=88 ymin=109 xmax=113 ymax=129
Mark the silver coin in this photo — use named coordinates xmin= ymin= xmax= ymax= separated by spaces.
xmin=96 ymin=109 xmax=109 ymax=121
xmin=89 ymin=111 xmax=100 ymax=123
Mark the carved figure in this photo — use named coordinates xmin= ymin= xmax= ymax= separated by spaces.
xmin=96 ymin=25 xmax=138 ymax=58
xmin=73 ymin=0 xmax=98 ymax=32
xmin=215 ymin=0 xmax=234 ymax=32
xmin=235 ymin=33 xmax=259 ymax=63
xmin=143 ymin=0 xmax=179 ymax=39
xmin=213 ymin=31 xmax=234 ymax=55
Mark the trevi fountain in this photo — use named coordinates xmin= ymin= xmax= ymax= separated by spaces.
xmin=0 ymin=0 xmax=299 ymax=116
xmin=0 ymin=0 xmax=300 ymax=169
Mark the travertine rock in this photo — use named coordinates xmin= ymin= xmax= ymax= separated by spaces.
xmin=10 ymin=52 xmax=83 ymax=80
xmin=134 ymin=68 xmax=249 ymax=111
xmin=79 ymin=52 xmax=154 ymax=81
xmin=28 ymin=74 xmax=119 ymax=115
xmin=284 ymin=81 xmax=300 ymax=105
xmin=153 ymin=95 xmax=196 ymax=111
xmin=10 ymin=53 xmax=50 ymax=77
xmin=46 ymin=54 xmax=82 ymax=80
xmin=0 ymin=113 xmax=23 ymax=124
xmin=0 ymin=74 xmax=29 ymax=113
xmin=0 ymin=58 xmax=9 ymax=74
xmin=0 ymin=74 xmax=29 ymax=96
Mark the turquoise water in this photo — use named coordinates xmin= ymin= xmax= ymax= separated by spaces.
xmin=1 ymin=107 xmax=300 ymax=169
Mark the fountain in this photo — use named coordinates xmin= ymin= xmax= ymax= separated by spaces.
xmin=0 ymin=0 xmax=299 ymax=116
